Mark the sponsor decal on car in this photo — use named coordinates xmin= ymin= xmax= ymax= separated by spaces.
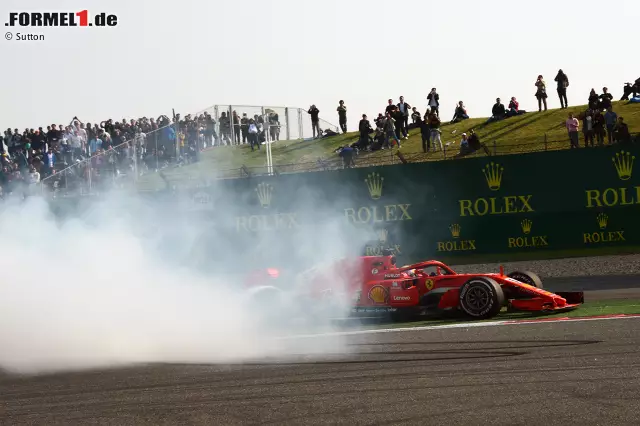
xmin=393 ymin=296 xmax=411 ymax=301
xmin=352 ymin=307 xmax=397 ymax=313
xmin=371 ymin=268 xmax=379 ymax=275
xmin=384 ymin=274 xmax=402 ymax=279
xmin=368 ymin=285 xmax=388 ymax=304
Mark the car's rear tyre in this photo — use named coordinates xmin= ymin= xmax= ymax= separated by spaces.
xmin=507 ymin=271 xmax=543 ymax=289
xmin=459 ymin=278 xmax=504 ymax=320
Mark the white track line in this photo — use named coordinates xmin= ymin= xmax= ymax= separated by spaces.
xmin=285 ymin=315 xmax=640 ymax=339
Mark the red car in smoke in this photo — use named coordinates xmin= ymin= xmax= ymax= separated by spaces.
xmin=246 ymin=255 xmax=584 ymax=320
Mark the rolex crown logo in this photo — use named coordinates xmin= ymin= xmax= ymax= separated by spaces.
xmin=612 ymin=151 xmax=635 ymax=181
xmin=449 ymin=224 xmax=461 ymax=238
xmin=482 ymin=162 xmax=504 ymax=191
xmin=377 ymin=228 xmax=388 ymax=243
xmin=521 ymin=219 xmax=533 ymax=235
xmin=255 ymin=182 xmax=273 ymax=208
xmin=597 ymin=213 xmax=608 ymax=230
xmin=365 ymin=172 xmax=384 ymax=200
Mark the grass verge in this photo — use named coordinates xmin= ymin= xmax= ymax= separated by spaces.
xmin=137 ymin=100 xmax=639 ymax=190
xmin=356 ymin=299 xmax=640 ymax=330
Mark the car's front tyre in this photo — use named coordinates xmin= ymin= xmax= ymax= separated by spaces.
xmin=458 ymin=277 xmax=505 ymax=320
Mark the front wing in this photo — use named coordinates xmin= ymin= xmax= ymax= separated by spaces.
xmin=508 ymin=291 xmax=585 ymax=312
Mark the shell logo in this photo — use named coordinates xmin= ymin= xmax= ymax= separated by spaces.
xmin=368 ymin=285 xmax=388 ymax=304
xmin=425 ymin=279 xmax=435 ymax=291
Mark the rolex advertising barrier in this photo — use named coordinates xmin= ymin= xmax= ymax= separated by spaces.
xmin=179 ymin=145 xmax=640 ymax=267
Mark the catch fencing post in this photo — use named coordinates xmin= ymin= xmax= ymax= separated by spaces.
xmin=229 ymin=105 xmax=236 ymax=145
xmin=214 ymin=105 xmax=219 ymax=146
xmin=285 ymin=107 xmax=290 ymax=140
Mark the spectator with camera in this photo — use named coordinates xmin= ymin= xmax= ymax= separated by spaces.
xmin=555 ymin=69 xmax=569 ymax=108
xmin=535 ymin=75 xmax=548 ymax=111
xmin=308 ymin=105 xmax=321 ymax=139
xmin=427 ymin=88 xmax=440 ymax=117
xmin=337 ymin=101 xmax=347 ymax=134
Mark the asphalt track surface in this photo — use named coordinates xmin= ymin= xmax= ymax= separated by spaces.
xmin=1 ymin=317 xmax=640 ymax=426
xmin=2 ymin=273 xmax=640 ymax=425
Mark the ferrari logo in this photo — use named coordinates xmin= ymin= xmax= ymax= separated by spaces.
xmin=425 ymin=279 xmax=434 ymax=291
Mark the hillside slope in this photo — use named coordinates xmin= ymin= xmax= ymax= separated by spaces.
xmin=138 ymin=101 xmax=639 ymax=190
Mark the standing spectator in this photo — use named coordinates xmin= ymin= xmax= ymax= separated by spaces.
xmin=28 ymin=164 xmax=40 ymax=186
xmin=392 ymin=106 xmax=405 ymax=141
xmin=428 ymin=112 xmax=442 ymax=152
xmin=357 ymin=114 xmax=373 ymax=149
xmin=384 ymin=99 xmax=396 ymax=115
xmin=43 ymin=147 xmax=57 ymax=176
xmin=383 ymin=103 xmax=400 ymax=139
xmin=337 ymin=101 xmax=347 ymax=133
xmin=604 ymin=107 xmax=618 ymax=145
xmin=599 ymin=87 xmax=613 ymax=110
xmin=232 ymin=111 xmax=241 ymax=145
xmin=581 ymin=109 xmax=595 ymax=147
xmin=427 ymin=88 xmax=440 ymax=117
xmin=588 ymin=89 xmax=599 ymax=110
xmin=410 ymin=107 xmax=422 ymax=128
xmin=255 ymin=114 xmax=266 ymax=144
xmin=307 ymin=105 xmax=321 ymax=139
xmin=204 ymin=113 xmax=217 ymax=147
xmin=240 ymin=113 xmax=249 ymax=144
xmin=554 ymin=69 xmax=569 ymax=108
xmin=566 ymin=112 xmax=580 ymax=149
xmin=268 ymin=112 xmax=280 ymax=141
xmin=8 ymin=129 xmax=21 ymax=155
xmin=89 ymin=132 xmax=102 ymax=155
xmin=419 ymin=110 xmax=431 ymax=153
xmin=382 ymin=112 xmax=400 ymax=149
xmin=593 ymin=109 xmax=606 ymax=146
xmin=219 ymin=112 xmax=231 ymax=145
xmin=248 ymin=119 xmax=260 ymax=151
xmin=397 ymin=96 xmax=411 ymax=139
xmin=535 ymin=75 xmax=548 ymax=111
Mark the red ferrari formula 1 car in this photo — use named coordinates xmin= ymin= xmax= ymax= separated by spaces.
xmin=247 ymin=254 xmax=585 ymax=321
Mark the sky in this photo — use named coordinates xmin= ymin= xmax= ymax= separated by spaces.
xmin=2 ymin=0 xmax=639 ymax=132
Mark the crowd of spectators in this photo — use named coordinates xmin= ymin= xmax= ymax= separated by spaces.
xmin=2 ymin=72 xmax=638 ymax=194
xmin=0 ymin=108 xmax=284 ymax=198
xmin=331 ymin=72 xmax=639 ymax=166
